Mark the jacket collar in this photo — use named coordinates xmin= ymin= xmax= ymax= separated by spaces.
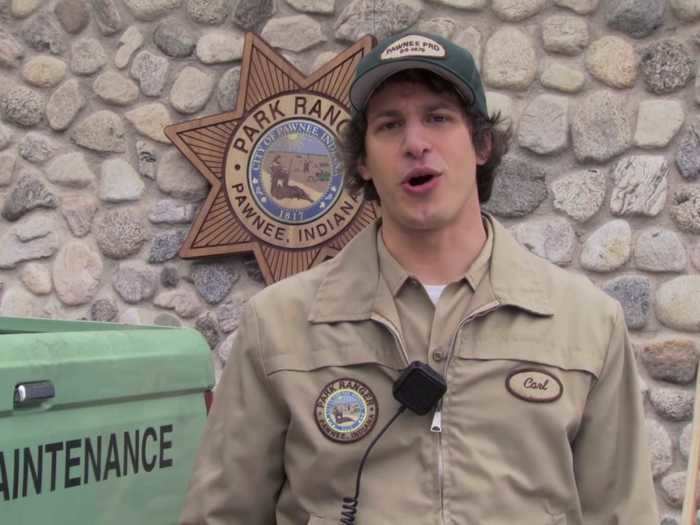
xmin=308 ymin=214 xmax=553 ymax=323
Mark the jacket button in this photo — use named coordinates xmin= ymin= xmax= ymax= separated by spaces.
xmin=432 ymin=350 xmax=444 ymax=362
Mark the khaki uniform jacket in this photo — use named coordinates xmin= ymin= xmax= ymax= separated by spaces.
xmin=181 ymin=217 xmax=658 ymax=525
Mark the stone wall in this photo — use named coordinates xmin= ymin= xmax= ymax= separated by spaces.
xmin=0 ymin=0 xmax=698 ymax=520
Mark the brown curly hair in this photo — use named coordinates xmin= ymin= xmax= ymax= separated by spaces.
xmin=342 ymin=70 xmax=511 ymax=203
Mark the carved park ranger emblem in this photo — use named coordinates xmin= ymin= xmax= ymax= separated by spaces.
xmin=506 ymin=368 xmax=563 ymax=403
xmin=165 ymin=33 xmax=378 ymax=284
xmin=315 ymin=379 xmax=378 ymax=444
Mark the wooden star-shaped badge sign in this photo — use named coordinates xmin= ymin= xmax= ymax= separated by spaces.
xmin=165 ymin=33 xmax=378 ymax=285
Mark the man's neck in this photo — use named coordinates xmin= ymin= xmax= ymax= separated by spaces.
xmin=381 ymin=216 xmax=487 ymax=285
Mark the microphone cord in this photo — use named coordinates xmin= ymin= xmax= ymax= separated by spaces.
xmin=340 ymin=405 xmax=407 ymax=525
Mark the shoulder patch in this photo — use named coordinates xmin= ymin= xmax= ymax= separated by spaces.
xmin=380 ymin=35 xmax=446 ymax=61
xmin=315 ymin=378 xmax=378 ymax=443
xmin=506 ymin=368 xmax=563 ymax=403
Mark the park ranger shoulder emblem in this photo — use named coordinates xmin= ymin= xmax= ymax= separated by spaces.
xmin=315 ymin=378 xmax=378 ymax=443
xmin=165 ymin=33 xmax=378 ymax=285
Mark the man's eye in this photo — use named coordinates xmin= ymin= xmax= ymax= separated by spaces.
xmin=429 ymin=113 xmax=450 ymax=123
xmin=376 ymin=120 xmax=400 ymax=131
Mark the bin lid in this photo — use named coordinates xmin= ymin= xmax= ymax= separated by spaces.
xmin=0 ymin=316 xmax=214 ymax=413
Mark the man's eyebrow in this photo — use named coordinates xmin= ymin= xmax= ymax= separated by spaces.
xmin=366 ymin=108 xmax=403 ymax=121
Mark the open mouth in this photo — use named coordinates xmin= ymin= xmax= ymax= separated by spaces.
xmin=407 ymin=173 xmax=435 ymax=187
xmin=402 ymin=169 xmax=441 ymax=192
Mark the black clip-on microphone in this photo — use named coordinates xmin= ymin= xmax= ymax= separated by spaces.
xmin=339 ymin=361 xmax=447 ymax=525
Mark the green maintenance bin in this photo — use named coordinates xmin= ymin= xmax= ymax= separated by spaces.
xmin=0 ymin=316 xmax=215 ymax=525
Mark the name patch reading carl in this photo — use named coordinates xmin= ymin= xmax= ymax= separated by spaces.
xmin=506 ymin=369 xmax=563 ymax=403
xmin=315 ymin=378 xmax=378 ymax=444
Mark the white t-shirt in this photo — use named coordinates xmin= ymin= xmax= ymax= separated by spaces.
xmin=422 ymin=284 xmax=447 ymax=305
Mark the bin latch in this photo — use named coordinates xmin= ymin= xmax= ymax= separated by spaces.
xmin=14 ymin=381 xmax=55 ymax=405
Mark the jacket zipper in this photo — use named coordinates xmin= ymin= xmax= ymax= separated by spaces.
xmin=435 ymin=301 xmax=501 ymax=525
xmin=370 ymin=313 xmax=410 ymax=366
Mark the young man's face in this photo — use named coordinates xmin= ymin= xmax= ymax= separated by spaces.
xmin=358 ymin=78 xmax=488 ymax=239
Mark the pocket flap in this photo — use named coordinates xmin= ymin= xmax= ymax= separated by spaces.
xmin=264 ymin=344 xmax=403 ymax=375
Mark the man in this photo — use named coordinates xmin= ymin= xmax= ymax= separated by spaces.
xmin=180 ymin=32 xmax=658 ymax=525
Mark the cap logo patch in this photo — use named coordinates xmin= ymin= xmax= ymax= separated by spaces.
xmin=315 ymin=378 xmax=378 ymax=443
xmin=380 ymin=35 xmax=446 ymax=61
xmin=506 ymin=368 xmax=563 ymax=403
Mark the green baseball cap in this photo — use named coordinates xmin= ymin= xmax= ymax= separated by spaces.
xmin=350 ymin=31 xmax=488 ymax=118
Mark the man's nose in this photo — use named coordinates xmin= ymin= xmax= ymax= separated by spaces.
xmin=402 ymin=121 xmax=431 ymax=159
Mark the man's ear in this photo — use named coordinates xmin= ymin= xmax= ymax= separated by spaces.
xmin=357 ymin=158 xmax=371 ymax=181
xmin=476 ymin=131 xmax=492 ymax=166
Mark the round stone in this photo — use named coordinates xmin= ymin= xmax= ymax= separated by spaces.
xmin=18 ymin=132 xmax=56 ymax=164
xmin=656 ymin=276 xmax=700 ymax=331
xmin=21 ymin=55 xmax=66 ymax=88
xmin=1 ymin=85 xmax=45 ymax=127
xmin=156 ymin=149 xmax=209 ymax=201
xmin=510 ymin=217 xmax=577 ymax=266
xmin=602 ymin=275 xmax=651 ymax=329
xmin=0 ymin=214 xmax=59 ymax=270
xmin=640 ymin=40 xmax=695 ymax=95
xmin=585 ymin=36 xmax=638 ymax=88
xmin=12 ymin=0 xmax=42 ymax=17
xmin=483 ymin=27 xmax=537 ymax=90
xmin=610 ymin=155 xmax=668 ymax=217
xmin=415 ymin=18 xmax=457 ymax=38
xmin=517 ymin=95 xmax=569 ymax=155
xmin=0 ymin=28 xmax=24 ymax=68
xmin=61 ymin=193 xmax=98 ymax=238
xmin=0 ymin=123 xmax=12 ymax=150
xmin=122 ymin=0 xmax=181 ymax=21
xmin=72 ymin=110 xmax=127 ymax=153
xmin=0 ymin=287 xmax=40 ymax=317
xmin=540 ymin=62 xmax=586 ymax=93
xmin=93 ymin=71 xmax=139 ymax=106
xmin=170 ymin=66 xmax=214 ymax=114
xmin=124 ymin=103 xmax=172 ymax=143
xmin=46 ymin=152 xmax=94 ymax=188
xmin=195 ymin=311 xmax=220 ymax=349
xmin=112 ymin=262 xmax=158 ymax=304
xmin=94 ymin=208 xmax=149 ymax=259
xmin=680 ymin=423 xmax=692 ymax=461
xmin=453 ymin=27 xmax=482 ymax=67
xmin=185 ymin=0 xmax=229 ymax=24
xmin=419 ymin=0 xmax=486 ymax=8
xmin=99 ymin=158 xmax=144 ymax=202
xmin=552 ymin=169 xmax=607 ymax=223
xmin=93 ymin=0 xmax=123 ymax=35
xmin=635 ymin=228 xmax=687 ymax=272
xmin=482 ymin=156 xmax=548 ymax=218
xmin=261 ymin=15 xmax=325 ymax=52
xmin=130 ymin=50 xmax=169 ymax=96
xmin=1 ymin=171 xmax=58 ymax=222
xmin=670 ymin=0 xmax=700 ymax=21
xmin=0 ymin=153 xmax=16 ymax=186
xmin=70 ymin=38 xmax=107 ymax=75
xmin=661 ymin=472 xmax=690 ymax=508
xmin=154 ymin=287 xmax=203 ymax=318
xmin=334 ymin=0 xmax=422 ymax=42
xmin=148 ymin=229 xmax=187 ymax=263
xmin=571 ymin=90 xmax=633 ymax=162
xmin=154 ymin=19 xmax=196 ymax=57
xmin=676 ymin=122 xmax=700 ymax=181
xmin=646 ymin=418 xmax=673 ymax=479
xmin=191 ymin=262 xmax=239 ymax=304
xmin=233 ymin=0 xmax=276 ymax=30
xmin=90 ymin=298 xmax=118 ymax=321
xmin=217 ymin=66 xmax=241 ymax=111
xmin=22 ymin=13 xmax=65 ymax=54
xmin=286 ymin=0 xmax=335 ymax=14
xmin=649 ymin=387 xmax=694 ymax=421
xmin=55 ymin=0 xmax=90 ymax=34
xmin=641 ymin=339 xmax=699 ymax=384
xmin=115 ymin=27 xmax=144 ymax=69
xmin=149 ymin=199 xmax=198 ymax=224
xmin=20 ymin=262 xmax=52 ymax=295
xmin=635 ymin=99 xmax=685 ymax=148
xmin=580 ymin=220 xmax=632 ymax=272
xmin=216 ymin=294 xmax=248 ymax=333
xmin=136 ymin=140 xmax=158 ymax=179
xmin=492 ymin=0 xmax=545 ymax=20
xmin=161 ymin=265 xmax=179 ymax=287
xmin=53 ymin=240 xmax=103 ymax=306
xmin=554 ymin=0 xmax=600 ymax=14
xmin=607 ymin=0 xmax=664 ymax=38
xmin=670 ymin=187 xmax=700 ymax=234
xmin=195 ymin=31 xmax=245 ymax=64
xmin=541 ymin=15 xmax=589 ymax=55
xmin=46 ymin=78 xmax=85 ymax=131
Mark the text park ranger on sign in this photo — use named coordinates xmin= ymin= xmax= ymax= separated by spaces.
xmin=180 ymin=32 xmax=658 ymax=525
